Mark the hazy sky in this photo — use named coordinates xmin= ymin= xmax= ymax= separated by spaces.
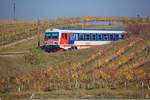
xmin=0 ymin=0 xmax=150 ymax=20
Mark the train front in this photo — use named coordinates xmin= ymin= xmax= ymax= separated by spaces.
xmin=43 ymin=28 xmax=62 ymax=52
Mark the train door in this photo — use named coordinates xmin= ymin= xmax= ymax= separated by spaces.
xmin=60 ymin=33 xmax=70 ymax=45
xmin=68 ymin=33 xmax=75 ymax=45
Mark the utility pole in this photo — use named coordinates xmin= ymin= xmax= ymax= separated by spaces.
xmin=37 ymin=20 xmax=40 ymax=47
xmin=13 ymin=1 xmax=16 ymax=20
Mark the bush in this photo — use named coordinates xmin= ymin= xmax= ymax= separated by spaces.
xmin=25 ymin=48 xmax=45 ymax=65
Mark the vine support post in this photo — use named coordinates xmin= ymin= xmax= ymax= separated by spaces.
xmin=1 ymin=31 xmax=4 ymax=48
xmin=92 ymin=65 xmax=95 ymax=88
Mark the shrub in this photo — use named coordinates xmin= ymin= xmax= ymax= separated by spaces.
xmin=24 ymin=48 xmax=45 ymax=65
xmin=126 ymin=23 xmax=150 ymax=37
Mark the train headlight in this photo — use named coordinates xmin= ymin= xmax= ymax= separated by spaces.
xmin=44 ymin=41 xmax=48 ymax=45
xmin=44 ymin=42 xmax=47 ymax=44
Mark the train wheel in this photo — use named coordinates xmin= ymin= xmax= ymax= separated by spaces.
xmin=71 ymin=47 xmax=77 ymax=50
xmin=74 ymin=46 xmax=77 ymax=50
xmin=68 ymin=48 xmax=72 ymax=50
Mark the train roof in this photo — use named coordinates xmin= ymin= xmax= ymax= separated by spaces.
xmin=45 ymin=28 xmax=127 ymax=33
xmin=57 ymin=28 xmax=127 ymax=31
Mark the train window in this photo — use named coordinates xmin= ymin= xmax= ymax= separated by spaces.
xmin=92 ymin=34 xmax=96 ymax=40
xmin=104 ymin=34 xmax=108 ymax=40
xmin=98 ymin=34 xmax=102 ymax=40
xmin=121 ymin=34 xmax=125 ymax=40
xmin=80 ymin=34 xmax=84 ymax=40
xmin=62 ymin=33 xmax=64 ymax=38
xmin=110 ymin=34 xmax=113 ymax=41
xmin=45 ymin=33 xmax=51 ymax=39
xmin=70 ymin=33 xmax=74 ymax=40
xmin=86 ymin=34 xmax=90 ymax=40
xmin=45 ymin=32 xmax=59 ymax=39
xmin=65 ymin=33 xmax=67 ymax=40
xmin=116 ymin=34 xmax=119 ymax=40
xmin=52 ymin=33 xmax=59 ymax=39
xmin=75 ymin=34 xmax=78 ymax=40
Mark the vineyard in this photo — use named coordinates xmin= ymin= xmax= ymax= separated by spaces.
xmin=0 ymin=35 xmax=150 ymax=99
xmin=0 ymin=16 xmax=150 ymax=99
xmin=0 ymin=16 xmax=149 ymax=46
xmin=0 ymin=20 xmax=54 ymax=46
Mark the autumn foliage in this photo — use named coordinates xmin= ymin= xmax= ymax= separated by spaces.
xmin=0 ymin=16 xmax=150 ymax=94
xmin=0 ymin=36 xmax=150 ymax=93
xmin=0 ymin=16 xmax=149 ymax=45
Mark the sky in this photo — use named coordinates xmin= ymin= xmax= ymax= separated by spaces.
xmin=0 ymin=0 xmax=150 ymax=20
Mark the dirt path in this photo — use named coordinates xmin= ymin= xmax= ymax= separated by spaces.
xmin=0 ymin=52 xmax=26 ymax=56
xmin=0 ymin=35 xmax=37 ymax=51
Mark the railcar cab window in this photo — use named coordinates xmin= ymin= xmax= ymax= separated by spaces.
xmin=92 ymin=34 xmax=96 ymax=40
xmin=80 ymin=34 xmax=84 ymax=40
xmin=86 ymin=34 xmax=90 ymax=40
xmin=45 ymin=33 xmax=51 ymax=40
xmin=104 ymin=34 xmax=108 ymax=40
xmin=52 ymin=33 xmax=59 ymax=39
xmin=98 ymin=34 xmax=102 ymax=40
xmin=45 ymin=32 xmax=59 ymax=39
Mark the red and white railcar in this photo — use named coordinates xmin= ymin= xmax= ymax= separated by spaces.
xmin=44 ymin=28 xmax=127 ymax=50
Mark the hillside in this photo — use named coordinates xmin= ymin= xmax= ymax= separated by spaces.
xmin=0 ymin=19 xmax=150 ymax=99
xmin=0 ymin=33 xmax=150 ymax=99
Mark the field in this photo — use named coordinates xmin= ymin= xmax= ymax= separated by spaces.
xmin=0 ymin=17 xmax=150 ymax=99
